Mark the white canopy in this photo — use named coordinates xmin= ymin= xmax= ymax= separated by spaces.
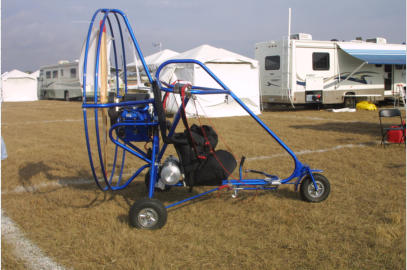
xmin=160 ymin=44 xmax=260 ymax=118
xmin=128 ymin=49 xmax=179 ymax=72
xmin=1 ymin=70 xmax=38 ymax=102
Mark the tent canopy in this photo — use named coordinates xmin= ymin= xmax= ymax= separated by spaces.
xmin=2 ymin=69 xmax=38 ymax=102
xmin=128 ymin=49 xmax=179 ymax=70
xmin=161 ymin=44 xmax=260 ymax=118
xmin=167 ymin=44 xmax=258 ymax=67
xmin=2 ymin=69 xmax=37 ymax=81
xmin=338 ymin=42 xmax=406 ymax=65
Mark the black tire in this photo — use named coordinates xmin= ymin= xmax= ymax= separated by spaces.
xmin=300 ymin=173 xmax=330 ymax=202
xmin=64 ymin=91 xmax=70 ymax=101
xmin=129 ymin=198 xmax=167 ymax=229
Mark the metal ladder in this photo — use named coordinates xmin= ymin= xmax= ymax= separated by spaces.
xmin=394 ymin=84 xmax=406 ymax=108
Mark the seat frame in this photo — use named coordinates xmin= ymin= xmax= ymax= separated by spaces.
xmin=379 ymin=108 xmax=405 ymax=146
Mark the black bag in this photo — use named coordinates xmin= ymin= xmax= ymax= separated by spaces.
xmin=172 ymin=125 xmax=236 ymax=187
xmin=194 ymin=150 xmax=237 ymax=186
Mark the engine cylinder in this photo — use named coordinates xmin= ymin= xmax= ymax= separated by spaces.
xmin=160 ymin=156 xmax=181 ymax=185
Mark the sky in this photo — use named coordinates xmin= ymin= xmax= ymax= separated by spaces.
xmin=1 ymin=0 xmax=406 ymax=73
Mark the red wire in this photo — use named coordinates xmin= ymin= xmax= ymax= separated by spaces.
xmin=191 ymin=97 xmax=259 ymax=195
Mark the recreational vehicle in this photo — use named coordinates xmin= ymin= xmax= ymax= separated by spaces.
xmin=39 ymin=60 xmax=128 ymax=100
xmin=38 ymin=61 xmax=83 ymax=100
xmin=255 ymin=34 xmax=406 ymax=108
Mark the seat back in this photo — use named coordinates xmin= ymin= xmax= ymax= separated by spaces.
xmin=379 ymin=109 xmax=401 ymax=118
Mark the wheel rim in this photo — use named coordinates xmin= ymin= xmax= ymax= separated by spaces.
xmin=307 ymin=180 xmax=325 ymax=198
xmin=137 ymin=208 xmax=159 ymax=228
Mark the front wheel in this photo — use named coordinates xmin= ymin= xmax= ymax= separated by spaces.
xmin=129 ymin=198 xmax=167 ymax=229
xmin=300 ymin=173 xmax=330 ymax=202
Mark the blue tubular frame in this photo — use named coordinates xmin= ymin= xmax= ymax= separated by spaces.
xmin=155 ymin=59 xmax=322 ymax=194
xmin=81 ymin=9 xmax=321 ymax=211
xmin=82 ymin=9 xmax=155 ymax=191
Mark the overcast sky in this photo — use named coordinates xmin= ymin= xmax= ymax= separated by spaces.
xmin=1 ymin=0 xmax=406 ymax=73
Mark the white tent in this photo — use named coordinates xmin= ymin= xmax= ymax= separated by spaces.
xmin=128 ymin=49 xmax=179 ymax=72
xmin=1 ymin=69 xmax=38 ymax=102
xmin=160 ymin=44 xmax=260 ymax=118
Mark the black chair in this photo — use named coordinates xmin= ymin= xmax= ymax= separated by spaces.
xmin=378 ymin=108 xmax=405 ymax=146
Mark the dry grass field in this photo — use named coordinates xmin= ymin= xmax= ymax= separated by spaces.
xmin=1 ymin=100 xmax=406 ymax=270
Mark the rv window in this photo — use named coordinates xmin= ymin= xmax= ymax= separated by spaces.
xmin=70 ymin=68 xmax=76 ymax=78
xmin=46 ymin=71 xmax=51 ymax=79
xmin=375 ymin=64 xmax=382 ymax=68
xmin=312 ymin=53 xmax=330 ymax=70
xmin=265 ymin=56 xmax=280 ymax=70
xmin=395 ymin=64 xmax=406 ymax=70
xmin=52 ymin=70 xmax=58 ymax=78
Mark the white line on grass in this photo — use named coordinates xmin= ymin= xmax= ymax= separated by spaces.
xmin=2 ymin=119 xmax=85 ymax=126
xmin=2 ymin=143 xmax=371 ymax=195
xmin=1 ymin=210 xmax=68 ymax=270
xmin=246 ymin=143 xmax=369 ymax=161
xmin=2 ymin=178 xmax=94 ymax=195
xmin=0 ymin=142 xmax=371 ymax=269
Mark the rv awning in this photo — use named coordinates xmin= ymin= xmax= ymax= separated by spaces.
xmin=338 ymin=42 xmax=406 ymax=65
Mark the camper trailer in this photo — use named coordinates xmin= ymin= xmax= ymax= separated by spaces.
xmin=39 ymin=60 xmax=126 ymax=100
xmin=255 ymin=34 xmax=406 ymax=108
xmin=38 ymin=61 xmax=83 ymax=100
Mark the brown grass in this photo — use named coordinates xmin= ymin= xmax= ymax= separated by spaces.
xmin=2 ymin=100 xmax=405 ymax=270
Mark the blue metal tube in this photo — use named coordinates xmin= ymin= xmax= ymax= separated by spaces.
xmin=156 ymin=97 xmax=190 ymax=162
xmin=94 ymin=108 xmax=112 ymax=189
xmin=108 ymin=125 xmax=153 ymax=164
xmin=83 ymin=109 xmax=104 ymax=190
xmin=109 ymin=164 xmax=150 ymax=190
xmin=112 ymin=12 xmax=128 ymax=95
xmin=165 ymin=188 xmax=220 ymax=209
xmin=111 ymin=9 xmax=153 ymax=84
xmin=156 ymin=59 xmax=306 ymax=184
xmin=148 ymin=129 xmax=159 ymax=198
xmin=106 ymin=15 xmax=120 ymax=96
xmin=83 ymin=99 xmax=154 ymax=109
xmin=116 ymin=148 xmax=126 ymax=187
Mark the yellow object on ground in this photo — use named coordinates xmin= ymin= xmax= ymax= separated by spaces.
xmin=356 ymin=101 xmax=377 ymax=111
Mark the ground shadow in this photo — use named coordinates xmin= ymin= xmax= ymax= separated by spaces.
xmin=18 ymin=161 xmax=95 ymax=191
xmin=17 ymin=160 xmax=304 ymax=227
xmin=290 ymin=121 xmax=381 ymax=137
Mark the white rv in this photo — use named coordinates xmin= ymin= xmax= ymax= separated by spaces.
xmin=38 ymin=61 xmax=83 ymax=100
xmin=255 ymin=34 xmax=406 ymax=108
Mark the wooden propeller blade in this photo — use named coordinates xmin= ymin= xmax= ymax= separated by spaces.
xmin=100 ymin=23 xmax=108 ymax=174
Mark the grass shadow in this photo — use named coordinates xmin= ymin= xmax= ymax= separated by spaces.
xmin=290 ymin=121 xmax=381 ymax=137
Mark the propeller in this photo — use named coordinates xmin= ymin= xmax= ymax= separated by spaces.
xmin=100 ymin=22 xmax=109 ymax=175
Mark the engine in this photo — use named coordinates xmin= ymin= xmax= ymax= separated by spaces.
xmin=155 ymin=155 xmax=182 ymax=190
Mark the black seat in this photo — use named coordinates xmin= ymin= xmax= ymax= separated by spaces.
xmin=378 ymin=108 xmax=405 ymax=146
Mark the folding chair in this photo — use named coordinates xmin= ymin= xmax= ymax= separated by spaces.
xmin=379 ymin=108 xmax=405 ymax=146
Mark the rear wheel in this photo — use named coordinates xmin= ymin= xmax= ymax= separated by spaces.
xmin=129 ymin=198 xmax=167 ymax=229
xmin=300 ymin=173 xmax=330 ymax=202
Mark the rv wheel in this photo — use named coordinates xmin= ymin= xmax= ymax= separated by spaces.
xmin=129 ymin=198 xmax=167 ymax=229
xmin=344 ymin=96 xmax=355 ymax=108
